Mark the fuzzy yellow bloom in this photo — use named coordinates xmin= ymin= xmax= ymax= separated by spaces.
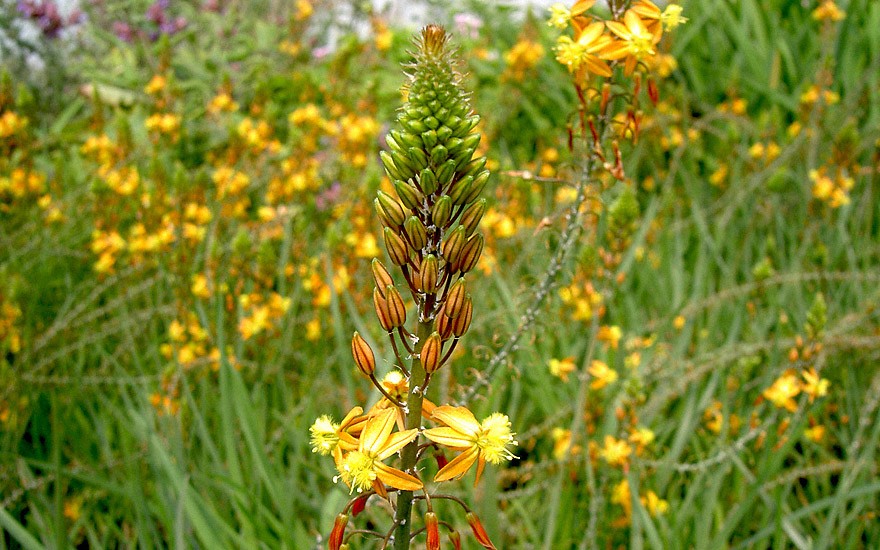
xmin=504 ymin=39 xmax=545 ymax=81
xmin=549 ymin=357 xmax=576 ymax=382
xmin=423 ymin=406 xmax=517 ymax=485
xmin=804 ymin=424 xmax=825 ymax=442
xmin=334 ymin=409 xmax=421 ymax=494
xmin=554 ymin=22 xmax=614 ymax=77
xmin=0 ymin=111 xmax=28 ymax=138
xmin=642 ymin=490 xmax=669 ymax=515
xmin=763 ymin=371 xmax=801 ymax=412
xmin=801 ymin=368 xmax=829 ymax=401
xmin=309 ymin=406 xmax=365 ymax=456
xmin=812 ymin=0 xmax=845 ymax=22
xmin=599 ymin=435 xmax=632 ymax=467
xmin=588 ymin=360 xmax=618 ymax=389
xmin=144 ymin=74 xmax=166 ymax=95
xmin=207 ymin=92 xmax=239 ymax=114
xmin=660 ymin=4 xmax=688 ymax=30
xmin=604 ymin=10 xmax=663 ymax=74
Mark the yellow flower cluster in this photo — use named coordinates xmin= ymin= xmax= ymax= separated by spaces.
xmin=0 ymin=297 xmax=22 ymax=355
xmin=611 ymin=480 xmax=668 ymax=526
xmin=0 ymin=168 xmax=45 ymax=203
xmin=810 ymin=167 xmax=854 ymax=208
xmin=0 ymin=110 xmax=28 ymax=139
xmin=504 ymin=38 xmax=545 ymax=81
xmin=237 ymin=292 xmax=290 ymax=340
xmin=763 ymin=368 xmax=829 ymax=412
xmin=548 ymin=0 xmax=686 ymax=78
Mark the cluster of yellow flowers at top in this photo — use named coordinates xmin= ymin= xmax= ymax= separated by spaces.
xmin=310 ymin=372 xmax=517 ymax=495
xmin=548 ymin=0 xmax=686 ymax=77
xmin=810 ymin=166 xmax=854 ymax=208
xmin=812 ymin=0 xmax=845 ymax=22
xmin=763 ymin=368 xmax=829 ymax=412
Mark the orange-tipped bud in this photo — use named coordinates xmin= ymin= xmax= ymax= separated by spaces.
xmin=371 ymin=259 xmax=394 ymax=297
xmin=600 ymin=82 xmax=611 ymax=112
xmin=384 ymin=227 xmax=410 ymax=266
xmin=385 ymin=284 xmax=407 ymax=328
xmin=404 ymin=216 xmax=428 ymax=250
xmin=421 ymin=332 xmax=442 ymax=374
xmin=449 ymin=531 xmax=462 ymax=550
xmin=328 ymin=513 xmax=348 ymax=550
xmin=376 ymin=190 xmax=406 ymax=227
xmin=451 ymin=296 xmax=473 ymax=337
xmin=373 ymin=288 xmax=394 ymax=331
xmin=442 ymin=225 xmax=466 ymax=269
xmin=647 ymin=77 xmax=659 ymax=106
xmin=466 ymin=512 xmax=496 ymax=549
xmin=419 ymin=254 xmax=439 ymax=293
xmin=425 ymin=512 xmax=440 ymax=550
xmin=458 ymin=233 xmax=483 ymax=273
xmin=351 ymin=332 xmax=375 ymax=377
xmin=460 ymin=199 xmax=486 ymax=237
xmin=445 ymin=277 xmax=467 ymax=319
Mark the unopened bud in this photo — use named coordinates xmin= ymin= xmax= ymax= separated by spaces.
xmin=404 ymin=216 xmax=428 ymax=250
xmin=449 ymin=531 xmax=462 ymax=550
xmin=394 ymin=180 xmax=423 ymax=211
xmin=463 ymin=156 xmax=487 ymax=178
xmin=447 ymin=175 xmax=473 ymax=206
xmin=434 ymin=303 xmax=454 ymax=339
xmin=431 ymin=195 xmax=452 ymax=227
xmin=373 ymin=288 xmax=394 ymax=331
xmin=420 ymin=254 xmax=439 ymax=293
xmin=457 ymin=233 xmax=483 ymax=273
xmin=600 ymin=82 xmax=611 ymax=112
xmin=380 ymin=150 xmax=404 ymax=181
xmin=421 ymin=332 xmax=442 ymax=374
xmin=351 ymin=332 xmax=375 ymax=377
xmin=462 ymin=170 xmax=490 ymax=205
xmin=384 ymin=227 xmax=410 ymax=266
xmin=328 ymin=513 xmax=348 ymax=550
xmin=421 ymin=129 xmax=438 ymax=149
xmin=425 ymin=512 xmax=440 ymax=550
xmin=445 ymin=278 xmax=467 ymax=319
xmin=435 ymin=159 xmax=456 ymax=188
xmin=376 ymin=190 xmax=406 ymax=227
xmin=647 ymin=77 xmax=659 ymax=106
xmin=466 ymin=512 xmax=496 ymax=550
xmin=460 ymin=199 xmax=486 ymax=236
xmin=420 ymin=168 xmax=438 ymax=195
xmin=385 ymin=284 xmax=407 ymax=328
xmin=442 ymin=225 xmax=466 ymax=267
xmin=452 ymin=296 xmax=473 ymax=337
xmin=371 ymin=259 xmax=394 ymax=297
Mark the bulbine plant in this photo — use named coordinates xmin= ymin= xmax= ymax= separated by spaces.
xmin=310 ymin=25 xmax=514 ymax=549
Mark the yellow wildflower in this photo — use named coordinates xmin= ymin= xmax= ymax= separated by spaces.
xmin=599 ymin=435 xmax=632 ymax=467
xmin=801 ymin=368 xmax=829 ymax=401
xmin=812 ymin=0 xmax=845 ymax=22
xmin=549 ymin=357 xmax=577 ymax=382
xmin=588 ymin=359 xmax=618 ymax=389
xmin=763 ymin=371 xmax=801 ymax=412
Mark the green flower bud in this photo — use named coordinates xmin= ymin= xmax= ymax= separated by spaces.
xmin=394 ymin=180 xmax=424 ymax=211
xmin=431 ymin=195 xmax=452 ymax=227
xmin=404 ymin=216 xmax=428 ymax=250
xmin=460 ymin=198 xmax=487 ymax=236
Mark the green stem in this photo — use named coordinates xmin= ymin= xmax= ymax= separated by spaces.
xmin=393 ymin=319 xmax=434 ymax=550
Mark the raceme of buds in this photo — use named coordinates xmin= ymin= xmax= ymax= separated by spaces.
xmin=351 ymin=332 xmax=375 ymax=377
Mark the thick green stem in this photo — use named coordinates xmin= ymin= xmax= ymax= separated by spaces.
xmin=393 ymin=319 xmax=434 ymax=550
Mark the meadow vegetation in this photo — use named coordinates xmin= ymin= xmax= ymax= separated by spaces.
xmin=1 ymin=0 xmax=879 ymax=548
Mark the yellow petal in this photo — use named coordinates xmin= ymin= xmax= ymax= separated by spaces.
xmin=338 ymin=432 xmax=359 ymax=451
xmin=583 ymin=57 xmax=613 ymax=77
xmin=375 ymin=462 xmax=423 ymax=491
xmin=571 ymin=0 xmax=595 ymax=16
xmin=360 ymin=408 xmax=396 ymax=454
xmin=339 ymin=406 xmax=364 ymax=429
xmin=377 ymin=428 xmax=419 ymax=460
xmin=431 ymin=406 xmax=480 ymax=437
xmin=372 ymin=478 xmax=388 ymax=499
xmin=473 ymin=455 xmax=487 ymax=487
xmin=577 ymin=21 xmax=605 ymax=46
xmin=605 ymin=21 xmax=630 ymax=40
xmin=423 ymin=426 xmax=475 ymax=449
xmin=434 ymin=445 xmax=480 ymax=482
xmin=600 ymin=41 xmax=632 ymax=60
xmin=624 ymin=10 xmax=646 ymax=35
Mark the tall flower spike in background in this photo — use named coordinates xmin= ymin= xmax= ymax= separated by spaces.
xmin=312 ymin=25 xmax=514 ymax=550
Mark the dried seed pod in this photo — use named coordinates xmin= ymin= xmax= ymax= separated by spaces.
xmin=351 ymin=332 xmax=375 ymax=377
xmin=383 ymin=227 xmax=410 ymax=266
xmin=458 ymin=233 xmax=483 ymax=273
xmin=421 ymin=332 xmax=442 ymax=374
